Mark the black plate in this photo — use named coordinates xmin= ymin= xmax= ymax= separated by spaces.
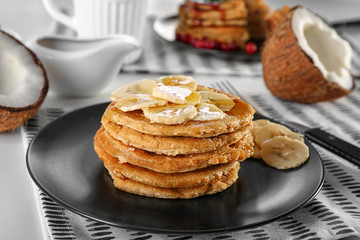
xmin=153 ymin=14 xmax=262 ymax=61
xmin=27 ymin=102 xmax=324 ymax=234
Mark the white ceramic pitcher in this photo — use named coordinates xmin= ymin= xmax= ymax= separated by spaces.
xmin=27 ymin=34 xmax=140 ymax=97
xmin=41 ymin=0 xmax=147 ymax=63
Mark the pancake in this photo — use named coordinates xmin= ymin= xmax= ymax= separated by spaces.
xmin=95 ymin=143 xmax=240 ymax=189
xmin=176 ymin=24 xmax=250 ymax=47
xmin=94 ymin=127 xmax=253 ymax=173
xmin=179 ymin=4 xmax=248 ymax=20
xmin=102 ymin=116 xmax=251 ymax=156
xmin=184 ymin=0 xmax=246 ymax=11
xmin=108 ymin=168 xmax=238 ymax=199
xmin=104 ymin=89 xmax=255 ymax=138
xmin=180 ymin=17 xmax=248 ymax=27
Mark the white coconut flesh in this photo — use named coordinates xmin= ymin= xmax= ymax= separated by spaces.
xmin=0 ymin=33 xmax=44 ymax=108
xmin=292 ymin=7 xmax=353 ymax=90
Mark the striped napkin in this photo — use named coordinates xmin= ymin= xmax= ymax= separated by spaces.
xmin=22 ymin=79 xmax=360 ymax=240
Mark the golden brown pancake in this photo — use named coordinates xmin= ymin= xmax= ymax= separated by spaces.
xmin=102 ymin=116 xmax=251 ymax=156
xmin=176 ymin=24 xmax=250 ymax=47
xmin=97 ymin=150 xmax=241 ymax=199
xmin=179 ymin=16 xmax=248 ymax=27
xmin=104 ymin=89 xmax=255 ymax=138
xmin=95 ymin=143 xmax=240 ymax=189
xmin=183 ymin=0 xmax=246 ymax=11
xmin=94 ymin=127 xmax=253 ymax=173
xmin=179 ymin=4 xmax=248 ymax=20
xmin=108 ymin=169 xmax=239 ymax=199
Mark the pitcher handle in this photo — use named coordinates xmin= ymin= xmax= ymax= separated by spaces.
xmin=41 ymin=0 xmax=76 ymax=30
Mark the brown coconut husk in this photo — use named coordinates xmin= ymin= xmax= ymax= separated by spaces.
xmin=261 ymin=6 xmax=354 ymax=104
xmin=0 ymin=30 xmax=48 ymax=132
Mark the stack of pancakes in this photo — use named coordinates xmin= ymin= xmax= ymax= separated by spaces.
xmin=176 ymin=0 xmax=250 ymax=50
xmin=94 ymin=88 xmax=255 ymax=199
xmin=176 ymin=0 xmax=272 ymax=50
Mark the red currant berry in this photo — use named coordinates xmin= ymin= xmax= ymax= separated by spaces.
xmin=194 ymin=39 xmax=204 ymax=48
xmin=229 ymin=42 xmax=238 ymax=51
xmin=244 ymin=42 xmax=257 ymax=54
xmin=203 ymin=39 xmax=215 ymax=49
xmin=181 ymin=34 xmax=190 ymax=43
xmin=213 ymin=41 xmax=221 ymax=50
xmin=189 ymin=37 xmax=197 ymax=46
xmin=220 ymin=42 xmax=231 ymax=51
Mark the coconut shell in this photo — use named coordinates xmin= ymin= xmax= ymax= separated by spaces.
xmin=0 ymin=30 xmax=48 ymax=132
xmin=261 ymin=6 xmax=354 ymax=104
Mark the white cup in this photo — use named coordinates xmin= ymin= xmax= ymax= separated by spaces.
xmin=41 ymin=0 xmax=147 ymax=63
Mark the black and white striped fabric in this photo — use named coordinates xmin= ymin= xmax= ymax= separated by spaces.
xmin=22 ymin=80 xmax=360 ymax=240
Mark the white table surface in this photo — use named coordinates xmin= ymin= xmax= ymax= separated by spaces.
xmin=0 ymin=0 xmax=359 ymax=239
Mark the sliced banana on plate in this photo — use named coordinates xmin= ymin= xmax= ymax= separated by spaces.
xmin=193 ymin=103 xmax=226 ymax=121
xmin=153 ymin=85 xmax=201 ymax=105
xmin=261 ymin=136 xmax=309 ymax=170
xmin=156 ymin=75 xmax=197 ymax=90
xmin=251 ymin=119 xmax=309 ymax=169
xmin=251 ymin=119 xmax=270 ymax=138
xmin=143 ymin=104 xmax=197 ymax=125
xmin=254 ymin=122 xmax=303 ymax=147
xmin=253 ymin=119 xmax=270 ymax=128
xmin=198 ymin=89 xmax=235 ymax=111
xmin=252 ymin=143 xmax=262 ymax=159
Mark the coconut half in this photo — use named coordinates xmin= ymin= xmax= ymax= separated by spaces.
xmin=262 ymin=6 xmax=354 ymax=103
xmin=0 ymin=29 xmax=48 ymax=132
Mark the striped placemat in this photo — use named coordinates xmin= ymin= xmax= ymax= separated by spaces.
xmin=22 ymin=79 xmax=360 ymax=240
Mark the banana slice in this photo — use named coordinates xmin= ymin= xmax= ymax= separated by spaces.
xmin=196 ymin=85 xmax=211 ymax=91
xmin=252 ymin=144 xmax=262 ymax=159
xmin=156 ymin=75 xmax=197 ymax=90
xmin=261 ymin=136 xmax=309 ymax=170
xmin=115 ymin=94 xmax=167 ymax=112
xmin=251 ymin=120 xmax=270 ymax=159
xmin=252 ymin=119 xmax=270 ymax=136
xmin=153 ymin=85 xmax=201 ymax=105
xmin=198 ymin=90 xmax=235 ymax=111
xmin=254 ymin=122 xmax=303 ymax=147
xmin=254 ymin=119 xmax=270 ymax=128
xmin=143 ymin=104 xmax=197 ymax=125
xmin=110 ymin=79 xmax=157 ymax=101
xmin=193 ymin=103 xmax=226 ymax=121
